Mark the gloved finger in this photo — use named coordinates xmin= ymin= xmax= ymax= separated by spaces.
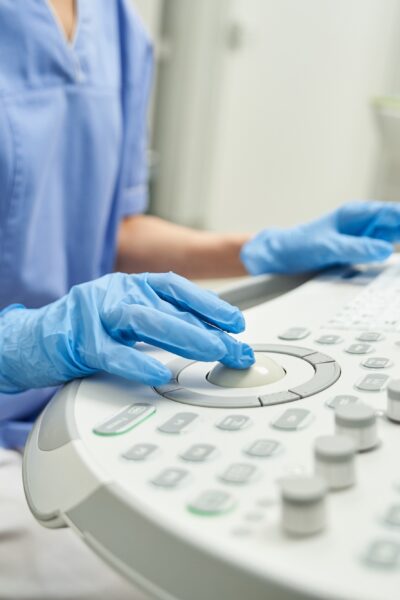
xmin=146 ymin=272 xmax=245 ymax=333
xmin=104 ymin=304 xmax=251 ymax=366
xmin=323 ymin=234 xmax=393 ymax=266
xmin=83 ymin=333 xmax=172 ymax=386
xmin=145 ymin=300 xmax=255 ymax=369
xmin=337 ymin=201 xmax=400 ymax=237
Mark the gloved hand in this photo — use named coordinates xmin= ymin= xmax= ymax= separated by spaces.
xmin=240 ymin=201 xmax=400 ymax=275
xmin=0 ymin=272 xmax=254 ymax=393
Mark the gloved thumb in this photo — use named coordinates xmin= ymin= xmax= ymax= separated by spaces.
xmin=333 ymin=234 xmax=393 ymax=264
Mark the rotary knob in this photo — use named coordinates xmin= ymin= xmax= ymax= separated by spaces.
xmin=280 ymin=475 xmax=327 ymax=536
xmin=314 ymin=435 xmax=356 ymax=489
xmin=387 ymin=379 xmax=400 ymax=423
xmin=334 ymin=403 xmax=378 ymax=451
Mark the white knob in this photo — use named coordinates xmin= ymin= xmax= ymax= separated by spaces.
xmin=387 ymin=379 xmax=400 ymax=423
xmin=280 ymin=476 xmax=327 ymax=536
xmin=335 ymin=403 xmax=378 ymax=451
xmin=314 ymin=435 xmax=356 ymax=489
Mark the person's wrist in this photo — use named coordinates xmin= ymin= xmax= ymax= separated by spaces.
xmin=0 ymin=307 xmax=28 ymax=393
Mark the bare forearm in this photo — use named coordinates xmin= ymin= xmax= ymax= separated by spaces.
xmin=116 ymin=215 xmax=249 ymax=278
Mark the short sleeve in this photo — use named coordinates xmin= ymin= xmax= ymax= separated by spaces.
xmin=117 ymin=0 xmax=154 ymax=217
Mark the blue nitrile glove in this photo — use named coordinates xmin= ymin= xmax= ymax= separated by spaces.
xmin=0 ymin=272 xmax=254 ymax=393
xmin=240 ymin=201 xmax=400 ymax=275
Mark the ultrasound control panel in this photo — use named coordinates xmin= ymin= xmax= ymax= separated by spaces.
xmin=23 ymin=259 xmax=400 ymax=600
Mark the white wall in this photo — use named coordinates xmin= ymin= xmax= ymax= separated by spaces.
xmin=152 ymin=0 xmax=400 ymax=232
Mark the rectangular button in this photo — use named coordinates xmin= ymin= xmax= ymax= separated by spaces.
xmin=259 ymin=391 xmax=300 ymax=406
xmin=152 ymin=468 xmax=188 ymax=488
xmin=123 ymin=443 xmax=158 ymax=461
xmin=364 ymin=540 xmax=400 ymax=569
xmin=220 ymin=463 xmax=256 ymax=484
xmin=158 ymin=412 xmax=198 ymax=434
xmin=272 ymin=408 xmax=312 ymax=431
xmin=181 ymin=444 xmax=216 ymax=462
xmin=217 ymin=415 xmax=251 ymax=431
xmin=356 ymin=373 xmax=389 ymax=392
xmin=245 ymin=439 xmax=282 ymax=457
xmin=188 ymin=490 xmax=235 ymax=515
xmin=93 ymin=403 xmax=155 ymax=436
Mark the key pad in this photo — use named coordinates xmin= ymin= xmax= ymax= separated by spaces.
xmin=219 ymin=463 xmax=257 ymax=485
xmin=158 ymin=412 xmax=198 ymax=434
xmin=188 ymin=490 xmax=235 ymax=515
xmin=217 ymin=415 xmax=251 ymax=431
xmin=345 ymin=343 xmax=373 ymax=355
xmin=123 ymin=443 xmax=158 ymax=461
xmin=272 ymin=408 xmax=312 ymax=431
xmin=356 ymin=373 xmax=389 ymax=392
xmin=181 ymin=444 xmax=216 ymax=462
xmin=244 ymin=439 xmax=282 ymax=458
xmin=93 ymin=403 xmax=155 ymax=436
xmin=152 ymin=468 xmax=189 ymax=488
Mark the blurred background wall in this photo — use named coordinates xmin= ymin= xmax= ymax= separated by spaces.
xmin=134 ymin=0 xmax=400 ymax=234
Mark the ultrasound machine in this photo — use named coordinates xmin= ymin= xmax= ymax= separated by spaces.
xmin=23 ymin=257 xmax=400 ymax=600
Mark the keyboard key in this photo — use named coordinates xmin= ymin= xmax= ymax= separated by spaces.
xmin=181 ymin=444 xmax=216 ymax=462
xmin=93 ymin=403 xmax=155 ymax=436
xmin=362 ymin=357 xmax=392 ymax=369
xmin=245 ymin=439 xmax=282 ymax=458
xmin=158 ymin=412 xmax=198 ymax=434
xmin=315 ymin=334 xmax=343 ymax=345
xmin=220 ymin=463 xmax=257 ymax=485
xmin=384 ymin=504 xmax=400 ymax=527
xmin=217 ymin=415 xmax=251 ymax=431
xmin=357 ymin=332 xmax=384 ymax=342
xmin=272 ymin=408 xmax=313 ymax=431
xmin=123 ymin=443 xmax=158 ymax=461
xmin=326 ymin=394 xmax=358 ymax=409
xmin=345 ymin=343 xmax=373 ymax=355
xmin=356 ymin=373 xmax=389 ymax=392
xmin=152 ymin=468 xmax=188 ymax=488
xmin=278 ymin=327 xmax=310 ymax=341
xmin=364 ymin=539 xmax=400 ymax=569
xmin=188 ymin=490 xmax=235 ymax=516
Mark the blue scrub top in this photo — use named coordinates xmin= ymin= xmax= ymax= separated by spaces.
xmin=0 ymin=0 xmax=153 ymax=446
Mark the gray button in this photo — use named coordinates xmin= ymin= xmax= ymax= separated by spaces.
xmin=384 ymin=505 xmax=400 ymax=527
xmin=362 ymin=357 xmax=392 ymax=369
xmin=326 ymin=394 xmax=358 ymax=409
xmin=278 ymin=327 xmax=310 ymax=341
xmin=259 ymin=390 xmax=300 ymax=407
xmin=245 ymin=439 xmax=282 ymax=458
xmin=123 ymin=443 xmax=158 ymax=461
xmin=289 ymin=362 xmax=341 ymax=398
xmin=316 ymin=334 xmax=343 ymax=345
xmin=314 ymin=435 xmax=356 ymax=463
xmin=164 ymin=388 xmax=260 ymax=408
xmin=220 ymin=463 xmax=257 ymax=484
xmin=158 ymin=412 xmax=198 ymax=434
xmin=152 ymin=468 xmax=188 ymax=488
xmin=217 ymin=415 xmax=251 ymax=431
xmin=357 ymin=332 xmax=384 ymax=342
xmin=272 ymin=408 xmax=312 ymax=431
xmin=93 ymin=403 xmax=155 ymax=436
xmin=345 ymin=343 xmax=373 ymax=355
xmin=364 ymin=540 xmax=400 ymax=569
xmin=188 ymin=490 xmax=235 ymax=515
xmin=281 ymin=475 xmax=327 ymax=505
xmin=356 ymin=373 xmax=389 ymax=392
xmin=181 ymin=444 xmax=216 ymax=462
xmin=304 ymin=352 xmax=335 ymax=365
xmin=253 ymin=343 xmax=314 ymax=358
xmin=335 ymin=404 xmax=376 ymax=428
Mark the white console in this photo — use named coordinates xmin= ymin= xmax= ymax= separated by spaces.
xmin=23 ymin=258 xmax=400 ymax=600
